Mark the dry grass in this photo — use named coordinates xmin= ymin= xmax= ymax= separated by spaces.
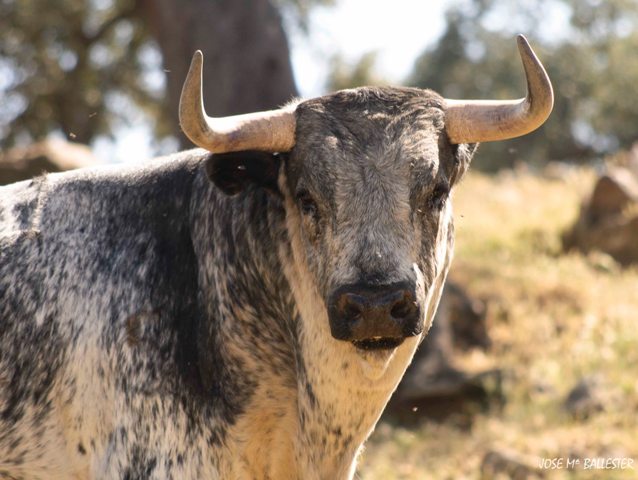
xmin=359 ymin=167 xmax=638 ymax=479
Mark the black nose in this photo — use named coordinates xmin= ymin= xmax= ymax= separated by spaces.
xmin=328 ymin=281 xmax=422 ymax=348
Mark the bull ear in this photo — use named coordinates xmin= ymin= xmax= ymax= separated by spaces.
xmin=205 ymin=151 xmax=283 ymax=195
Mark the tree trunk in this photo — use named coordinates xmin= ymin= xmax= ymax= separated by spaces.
xmin=142 ymin=0 xmax=298 ymax=148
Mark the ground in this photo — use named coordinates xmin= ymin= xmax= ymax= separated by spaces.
xmin=359 ymin=166 xmax=638 ymax=479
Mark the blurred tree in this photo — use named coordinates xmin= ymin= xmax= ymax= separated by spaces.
xmin=0 ymin=0 xmax=333 ymax=150
xmin=408 ymin=0 xmax=638 ymax=170
xmin=0 ymin=0 xmax=156 ymax=147
xmin=326 ymin=51 xmax=386 ymax=91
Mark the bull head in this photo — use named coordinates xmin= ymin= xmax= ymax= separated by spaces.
xmin=179 ymin=36 xmax=553 ymax=361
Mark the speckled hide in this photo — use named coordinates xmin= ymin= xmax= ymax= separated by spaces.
xmin=0 ymin=87 xmax=477 ymax=479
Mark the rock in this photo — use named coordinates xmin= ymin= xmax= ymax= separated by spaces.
xmin=0 ymin=139 xmax=98 ymax=185
xmin=588 ymin=170 xmax=638 ymax=221
xmin=563 ymin=166 xmax=638 ymax=265
xmin=563 ymin=376 xmax=605 ymax=420
xmin=480 ymin=449 xmax=545 ymax=480
xmin=445 ymin=281 xmax=489 ymax=351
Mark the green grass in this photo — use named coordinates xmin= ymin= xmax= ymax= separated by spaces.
xmin=359 ymin=168 xmax=638 ymax=479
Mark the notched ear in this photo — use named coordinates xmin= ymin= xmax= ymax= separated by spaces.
xmin=205 ymin=151 xmax=284 ymax=195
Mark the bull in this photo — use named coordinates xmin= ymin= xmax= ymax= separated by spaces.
xmin=0 ymin=36 xmax=552 ymax=479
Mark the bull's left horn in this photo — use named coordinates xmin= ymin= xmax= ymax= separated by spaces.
xmin=179 ymin=50 xmax=296 ymax=153
xmin=444 ymin=35 xmax=554 ymax=144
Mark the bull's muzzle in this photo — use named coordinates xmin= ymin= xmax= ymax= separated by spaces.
xmin=328 ymin=281 xmax=422 ymax=350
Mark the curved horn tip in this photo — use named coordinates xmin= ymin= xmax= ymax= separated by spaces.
xmin=516 ymin=34 xmax=555 ymax=107
xmin=516 ymin=34 xmax=537 ymax=59
xmin=190 ymin=50 xmax=203 ymax=68
xmin=516 ymin=34 xmax=529 ymax=48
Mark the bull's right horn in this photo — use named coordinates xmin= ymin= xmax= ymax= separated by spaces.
xmin=444 ymin=35 xmax=554 ymax=144
xmin=179 ymin=50 xmax=297 ymax=153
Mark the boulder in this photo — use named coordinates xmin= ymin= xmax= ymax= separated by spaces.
xmin=563 ymin=376 xmax=605 ymax=420
xmin=445 ymin=281 xmax=490 ymax=351
xmin=0 ymin=139 xmax=98 ymax=185
xmin=563 ymin=166 xmax=638 ymax=265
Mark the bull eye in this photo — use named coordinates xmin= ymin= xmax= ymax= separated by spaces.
xmin=296 ymin=190 xmax=320 ymax=220
xmin=427 ymin=184 xmax=450 ymax=211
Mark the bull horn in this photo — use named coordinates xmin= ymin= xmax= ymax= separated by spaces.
xmin=444 ymin=35 xmax=554 ymax=144
xmin=179 ymin=50 xmax=296 ymax=153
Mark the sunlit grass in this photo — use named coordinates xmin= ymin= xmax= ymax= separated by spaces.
xmin=359 ymin=167 xmax=638 ymax=479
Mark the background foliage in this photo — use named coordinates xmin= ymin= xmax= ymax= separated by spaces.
xmin=0 ymin=0 xmax=161 ymax=146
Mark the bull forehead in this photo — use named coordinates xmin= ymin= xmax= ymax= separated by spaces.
xmin=290 ymin=86 xmax=448 ymax=210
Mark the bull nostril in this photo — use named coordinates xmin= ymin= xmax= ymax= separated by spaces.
xmin=390 ymin=295 xmax=416 ymax=319
xmin=343 ymin=302 xmax=361 ymax=321
xmin=336 ymin=295 xmax=364 ymax=323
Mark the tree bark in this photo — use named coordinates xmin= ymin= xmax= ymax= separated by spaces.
xmin=142 ymin=0 xmax=298 ymax=148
